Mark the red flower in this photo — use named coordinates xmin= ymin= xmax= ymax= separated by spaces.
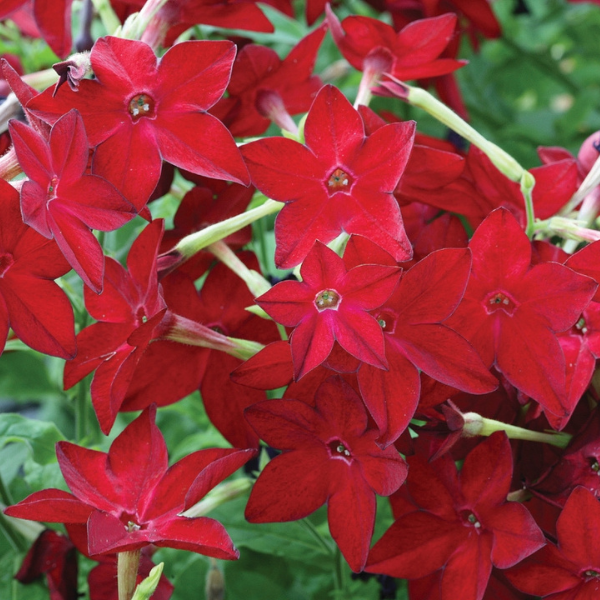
xmin=28 ymin=36 xmax=249 ymax=210
xmin=256 ymin=240 xmax=402 ymax=378
xmin=5 ymin=406 xmax=256 ymax=558
xmin=366 ymin=433 xmax=545 ymax=600
xmin=356 ymin=245 xmax=498 ymax=446
xmin=242 ymin=84 xmax=415 ymax=268
xmin=245 ymin=376 xmax=407 ymax=572
xmin=121 ymin=252 xmax=280 ymax=449
xmin=212 ymin=25 xmax=326 ymax=137
xmin=14 ymin=529 xmax=77 ymax=600
xmin=447 ymin=208 xmax=598 ymax=421
xmin=9 ymin=109 xmax=135 ymax=293
xmin=327 ymin=9 xmax=466 ymax=81
xmin=63 ymin=220 xmax=167 ymax=434
xmin=0 ymin=178 xmax=76 ymax=358
xmin=505 ymin=486 xmax=600 ymax=599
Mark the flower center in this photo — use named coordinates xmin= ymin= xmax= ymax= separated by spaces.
xmin=459 ymin=510 xmax=482 ymax=531
xmin=128 ymin=93 xmax=155 ymax=120
xmin=327 ymin=439 xmax=352 ymax=460
xmin=581 ymin=569 xmax=600 ymax=581
xmin=0 ymin=252 xmax=14 ymax=277
xmin=47 ymin=176 xmax=58 ymax=199
xmin=326 ymin=168 xmax=353 ymax=194
xmin=574 ymin=316 xmax=589 ymax=335
xmin=135 ymin=306 xmax=148 ymax=326
xmin=484 ymin=290 xmax=518 ymax=316
xmin=375 ymin=310 xmax=396 ymax=334
xmin=315 ymin=289 xmax=340 ymax=311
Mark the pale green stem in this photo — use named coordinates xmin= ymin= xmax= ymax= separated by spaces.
xmin=536 ymin=216 xmax=600 ymax=244
xmin=208 ymin=240 xmax=272 ymax=297
xmin=401 ymin=81 xmax=525 ymax=182
xmin=563 ymin=188 xmax=600 ymax=253
xmin=91 ymin=0 xmax=121 ymax=35
xmin=462 ymin=412 xmax=571 ymax=448
xmin=121 ymin=0 xmax=170 ymax=40
xmin=118 ymin=549 xmax=141 ymax=600
xmin=162 ymin=314 xmax=264 ymax=360
xmin=182 ymin=478 xmax=252 ymax=518
xmin=560 ymin=152 xmax=600 ymax=216
xmin=299 ymin=518 xmax=334 ymax=556
xmin=174 ymin=199 xmax=283 ymax=261
xmin=521 ymin=171 xmax=537 ymax=238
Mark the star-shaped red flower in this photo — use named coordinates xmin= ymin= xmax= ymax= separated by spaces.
xmin=505 ymin=486 xmax=600 ymax=599
xmin=0 ymin=178 xmax=76 ymax=358
xmin=9 ymin=109 xmax=135 ymax=293
xmin=447 ymin=208 xmax=597 ymax=420
xmin=242 ymin=84 xmax=415 ymax=268
xmin=5 ymin=406 xmax=256 ymax=558
xmin=256 ymin=240 xmax=401 ymax=378
xmin=366 ymin=433 xmax=545 ymax=600
xmin=245 ymin=376 xmax=407 ymax=573
xmin=28 ymin=36 xmax=250 ymax=210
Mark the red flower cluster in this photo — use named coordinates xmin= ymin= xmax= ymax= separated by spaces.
xmin=3 ymin=3 xmax=600 ymax=600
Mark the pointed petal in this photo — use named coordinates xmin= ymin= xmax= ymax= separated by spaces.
xmin=47 ymin=208 xmax=104 ymax=293
xmin=107 ymin=406 xmax=168 ymax=514
xmin=486 ymin=502 xmax=545 ymax=568
xmin=56 ymin=442 xmax=117 ymax=513
xmin=245 ymin=449 xmax=329 ymax=522
xmin=157 ymin=40 xmax=235 ymax=111
xmin=366 ymin=512 xmax=464 ymax=579
xmin=394 ymin=323 xmax=497 ymax=393
xmin=358 ymin=348 xmax=420 ymax=447
xmin=328 ymin=471 xmax=376 ymax=572
xmin=230 ymin=341 xmax=294 ymax=389
xmin=244 ymin=398 xmax=322 ymax=449
xmin=304 ymin=85 xmax=364 ymax=166
xmin=0 ymin=273 xmax=76 ymax=358
xmin=460 ymin=433 xmax=513 ymax=511
xmin=4 ymin=489 xmax=93 ymax=523
xmin=9 ymin=119 xmax=53 ymax=185
xmin=291 ymin=314 xmax=335 ymax=378
xmin=154 ymin=112 xmax=249 ymax=185
xmin=395 ymin=248 xmax=472 ymax=322
xmin=557 ymin=486 xmax=600 ymax=568
xmin=92 ymin=121 xmax=160 ymax=211
xmin=151 ymin=517 xmax=239 ymax=558
xmin=241 ymin=136 xmax=324 ymax=200
xmin=49 ymin=109 xmax=88 ymax=185
xmin=440 ymin=533 xmax=493 ymax=600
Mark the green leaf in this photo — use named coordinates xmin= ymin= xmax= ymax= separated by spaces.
xmin=0 ymin=414 xmax=65 ymax=465
xmin=210 ymin=497 xmax=332 ymax=564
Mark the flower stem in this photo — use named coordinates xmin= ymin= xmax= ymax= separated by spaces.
xmin=207 ymin=240 xmax=271 ymax=297
xmin=462 ymin=412 xmax=571 ymax=448
xmin=183 ymin=478 xmax=252 ymax=518
xmin=299 ymin=518 xmax=334 ymax=556
xmin=91 ymin=0 xmax=121 ymax=36
xmin=118 ymin=549 xmax=141 ymax=600
xmin=166 ymin=199 xmax=283 ymax=268
xmin=161 ymin=313 xmax=264 ymax=360
xmin=384 ymin=78 xmax=525 ymax=183
xmin=521 ymin=171 xmax=537 ymax=238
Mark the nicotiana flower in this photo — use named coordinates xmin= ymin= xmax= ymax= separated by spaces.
xmin=5 ymin=406 xmax=256 ymax=558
